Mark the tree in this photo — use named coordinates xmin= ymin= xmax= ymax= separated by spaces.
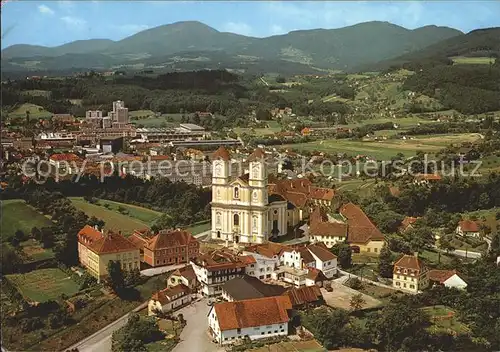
xmin=124 ymin=268 xmax=141 ymax=287
xmin=331 ymin=243 xmax=352 ymax=268
xmin=14 ymin=230 xmax=26 ymax=242
xmin=404 ymin=226 xmax=435 ymax=253
xmin=439 ymin=236 xmax=456 ymax=254
xmin=40 ymin=227 xmax=55 ymax=248
xmin=31 ymin=227 xmax=42 ymax=241
xmin=112 ymin=313 xmax=164 ymax=352
xmin=378 ymin=244 xmax=393 ymax=278
xmin=350 ymin=293 xmax=366 ymax=311
xmin=107 ymin=261 xmax=125 ymax=292
xmin=489 ymin=233 xmax=500 ymax=257
xmin=275 ymin=75 xmax=286 ymax=83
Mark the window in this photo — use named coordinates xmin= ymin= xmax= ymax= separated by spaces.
xmin=233 ymin=214 xmax=239 ymax=226
xmin=410 ymin=284 xmax=415 ymax=289
xmin=233 ymin=187 xmax=240 ymax=199
xmin=374 ymin=247 xmax=378 ymax=253
xmin=237 ymin=328 xmax=241 ymax=334
xmin=254 ymin=327 xmax=260 ymax=330
xmin=216 ymin=212 xmax=221 ymax=226
xmin=367 ymin=248 xmax=371 ymax=252
xmin=396 ymin=282 xmax=400 ymax=286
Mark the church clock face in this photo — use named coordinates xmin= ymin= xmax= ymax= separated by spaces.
xmin=214 ymin=162 xmax=222 ymax=176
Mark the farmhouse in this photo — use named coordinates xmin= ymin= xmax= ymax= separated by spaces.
xmin=208 ymin=296 xmax=292 ymax=345
xmin=340 ymin=203 xmax=385 ymax=255
xmin=456 ymin=220 xmax=481 ymax=238
xmin=77 ymin=225 xmax=140 ymax=282
xmin=393 ymin=253 xmax=429 ymax=294
xmin=309 ymin=207 xmax=348 ymax=248
xmin=283 ymin=285 xmax=324 ymax=308
xmin=148 ymin=284 xmax=192 ymax=316
xmin=167 ymin=264 xmax=197 ymax=290
xmin=428 ymin=269 xmax=467 ymax=290
xmin=413 ymin=173 xmax=442 ymax=185
xmin=129 ymin=229 xmax=200 ymax=267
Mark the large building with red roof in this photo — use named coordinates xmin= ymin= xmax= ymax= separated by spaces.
xmin=129 ymin=229 xmax=199 ymax=267
xmin=77 ymin=225 xmax=140 ymax=282
xmin=393 ymin=253 xmax=429 ymax=293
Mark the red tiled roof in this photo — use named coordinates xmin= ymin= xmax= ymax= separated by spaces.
xmin=146 ymin=229 xmax=198 ymax=251
xmin=213 ymin=146 xmax=231 ymax=161
xmin=428 ymin=269 xmax=461 ymax=284
xmin=284 ymin=286 xmax=323 ymax=306
xmin=307 ymin=244 xmax=337 ymax=262
xmin=49 ymin=153 xmax=82 ymax=162
xmin=78 ymin=225 xmax=103 ymax=244
xmin=214 ymin=296 xmax=291 ymax=331
xmin=340 ymin=203 xmax=384 ymax=244
xmin=415 ymin=174 xmax=442 ymax=181
xmin=151 ymin=284 xmax=190 ymax=305
xmin=193 ymin=249 xmax=248 ymax=271
xmin=268 ymin=179 xmax=334 ymax=208
xmin=239 ymin=255 xmax=257 ymax=265
xmin=394 ymin=254 xmax=426 ymax=273
xmin=309 ymin=207 xmax=348 ymax=238
xmin=88 ymin=231 xmax=139 ymax=254
xmin=245 ymin=243 xmax=290 ymax=259
xmin=458 ymin=220 xmax=480 ymax=232
xmin=306 ymin=267 xmax=328 ymax=281
xmin=402 ymin=216 xmax=418 ymax=228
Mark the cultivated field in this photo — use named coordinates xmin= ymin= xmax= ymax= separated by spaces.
xmin=70 ymin=198 xmax=153 ymax=234
xmin=20 ymin=239 xmax=55 ymax=262
xmin=284 ymin=133 xmax=481 ymax=160
xmin=1 ymin=199 xmax=53 ymax=241
xmin=6 ymin=268 xmax=80 ymax=302
xmin=7 ymin=103 xmax=53 ymax=119
xmin=89 ymin=198 xmax=163 ymax=224
xmin=234 ymin=120 xmax=282 ymax=136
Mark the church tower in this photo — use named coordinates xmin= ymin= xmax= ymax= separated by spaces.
xmin=211 ymin=146 xmax=231 ymax=242
xmin=248 ymin=148 xmax=268 ymax=207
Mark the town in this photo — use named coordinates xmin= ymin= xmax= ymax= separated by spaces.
xmin=2 ymin=3 xmax=500 ymax=352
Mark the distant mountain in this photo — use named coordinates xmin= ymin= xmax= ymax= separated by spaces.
xmin=1 ymin=20 xmax=464 ymax=73
xmin=361 ymin=27 xmax=500 ymax=71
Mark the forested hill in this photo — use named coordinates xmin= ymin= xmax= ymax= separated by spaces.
xmin=1 ymin=20 xmax=462 ymax=73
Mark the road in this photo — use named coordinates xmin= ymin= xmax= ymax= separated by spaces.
xmin=450 ymin=249 xmax=482 ymax=259
xmin=140 ymin=263 xmax=185 ymax=277
xmin=68 ymin=302 xmax=148 ymax=352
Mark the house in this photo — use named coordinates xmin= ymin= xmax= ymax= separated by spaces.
xmin=221 ymin=275 xmax=286 ymax=302
xmin=309 ymin=207 xmax=348 ymax=248
xmin=167 ymin=265 xmax=197 ymax=290
xmin=208 ymin=296 xmax=292 ymax=345
xmin=428 ymin=270 xmax=467 ymax=290
xmin=148 ymin=284 xmax=192 ymax=316
xmin=399 ymin=216 xmax=419 ymax=233
xmin=283 ymin=285 xmax=324 ymax=308
xmin=393 ymin=253 xmax=429 ymax=293
xmin=243 ymin=243 xmax=285 ymax=280
xmin=190 ymin=249 xmax=248 ymax=297
xmin=340 ymin=203 xmax=385 ymax=255
xmin=413 ymin=174 xmax=442 ymax=185
xmin=306 ymin=243 xmax=338 ymax=278
xmin=456 ymin=220 xmax=481 ymax=238
xmin=129 ymin=229 xmax=200 ymax=267
xmin=77 ymin=225 xmax=140 ymax=282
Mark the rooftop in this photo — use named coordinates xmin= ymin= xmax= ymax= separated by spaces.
xmin=222 ymin=275 xmax=286 ymax=301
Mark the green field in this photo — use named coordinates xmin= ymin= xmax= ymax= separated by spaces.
xmin=452 ymin=56 xmax=496 ymax=65
xmin=186 ymin=221 xmax=210 ymax=235
xmin=91 ymin=198 xmax=163 ymax=224
xmin=70 ymin=198 xmax=161 ymax=234
xmin=21 ymin=90 xmax=51 ymax=98
xmin=20 ymin=239 xmax=55 ymax=262
xmin=234 ymin=120 xmax=282 ymax=136
xmin=8 ymin=103 xmax=53 ymax=119
xmin=129 ymin=110 xmax=155 ymax=118
xmin=283 ymin=133 xmax=480 ymax=160
xmin=1 ymin=200 xmax=54 ymax=241
xmin=6 ymin=268 xmax=80 ymax=302
xmin=422 ymin=305 xmax=470 ymax=334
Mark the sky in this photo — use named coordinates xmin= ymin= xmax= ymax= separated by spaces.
xmin=1 ymin=1 xmax=499 ymax=49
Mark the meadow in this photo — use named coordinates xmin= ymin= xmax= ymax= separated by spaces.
xmin=7 ymin=103 xmax=53 ymax=120
xmin=6 ymin=268 xmax=80 ymax=303
xmin=1 ymin=199 xmax=54 ymax=241
xmin=89 ymin=198 xmax=163 ymax=224
xmin=451 ymin=56 xmax=496 ymax=65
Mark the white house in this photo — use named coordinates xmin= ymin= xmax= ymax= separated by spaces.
xmin=280 ymin=244 xmax=337 ymax=278
xmin=428 ymin=270 xmax=468 ymax=290
xmin=280 ymin=247 xmax=315 ymax=269
xmin=456 ymin=220 xmax=481 ymax=238
xmin=148 ymin=284 xmax=191 ymax=316
xmin=306 ymin=244 xmax=338 ymax=278
xmin=242 ymin=250 xmax=279 ymax=280
xmin=208 ymin=296 xmax=292 ymax=345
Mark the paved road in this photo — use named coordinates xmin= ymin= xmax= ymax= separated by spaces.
xmin=450 ymin=249 xmax=482 ymax=259
xmin=67 ymin=302 xmax=148 ymax=352
xmin=140 ymin=264 xmax=185 ymax=277
xmin=173 ymin=299 xmax=223 ymax=352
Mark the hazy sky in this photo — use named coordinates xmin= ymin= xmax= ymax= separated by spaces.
xmin=1 ymin=1 xmax=499 ymax=48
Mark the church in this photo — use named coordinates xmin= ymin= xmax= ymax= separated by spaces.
xmin=210 ymin=147 xmax=288 ymax=244
xmin=210 ymin=146 xmax=336 ymax=245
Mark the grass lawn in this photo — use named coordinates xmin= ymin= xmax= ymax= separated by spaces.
xmin=1 ymin=199 xmax=54 ymax=241
xmin=6 ymin=268 xmax=80 ymax=302
xmin=422 ymin=305 xmax=470 ymax=334
xmin=129 ymin=110 xmax=155 ymax=118
xmin=8 ymin=103 xmax=52 ymax=119
xmin=357 ymin=283 xmax=404 ymax=304
xmin=345 ymin=263 xmax=379 ymax=281
xmin=91 ymin=198 xmax=163 ymax=224
xmin=70 ymin=197 xmax=156 ymax=234
xmin=249 ymin=340 xmax=326 ymax=352
xmin=462 ymin=207 xmax=500 ymax=236
xmin=186 ymin=221 xmax=210 ymax=235
xmin=452 ymin=56 xmax=496 ymax=65
xmin=420 ymin=249 xmax=454 ymax=267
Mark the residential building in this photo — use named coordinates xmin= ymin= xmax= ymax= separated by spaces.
xmin=129 ymin=229 xmax=199 ymax=267
xmin=208 ymin=296 xmax=292 ymax=345
xmin=413 ymin=173 xmax=442 ymax=185
xmin=190 ymin=249 xmax=248 ymax=297
xmin=242 ymin=243 xmax=286 ymax=279
xmin=428 ymin=270 xmax=467 ymax=290
xmin=167 ymin=265 xmax=198 ymax=290
xmin=340 ymin=202 xmax=385 ymax=255
xmin=272 ymin=266 xmax=327 ymax=288
xmin=456 ymin=220 xmax=481 ymax=237
xmin=399 ymin=216 xmax=419 ymax=233
xmin=77 ymin=225 xmax=140 ymax=282
xmin=148 ymin=284 xmax=192 ymax=316
xmin=221 ymin=275 xmax=286 ymax=302
xmin=393 ymin=253 xmax=429 ymax=293
xmin=280 ymin=243 xmax=337 ymax=278
xmin=52 ymin=114 xmax=75 ymax=123
xmin=109 ymin=100 xmax=129 ymax=124
xmin=309 ymin=207 xmax=348 ymax=248
xmin=283 ymin=286 xmax=324 ymax=308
